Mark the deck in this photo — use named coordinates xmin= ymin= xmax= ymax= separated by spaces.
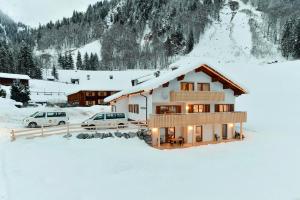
xmin=153 ymin=138 xmax=242 ymax=150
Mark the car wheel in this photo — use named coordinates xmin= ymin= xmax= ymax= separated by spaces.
xmin=58 ymin=121 xmax=66 ymax=126
xmin=28 ymin=122 xmax=37 ymax=128
xmin=118 ymin=123 xmax=125 ymax=128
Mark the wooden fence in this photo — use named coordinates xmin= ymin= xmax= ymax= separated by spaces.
xmin=10 ymin=121 xmax=148 ymax=141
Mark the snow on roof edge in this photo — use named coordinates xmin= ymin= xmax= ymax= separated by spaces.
xmin=104 ymin=59 xmax=248 ymax=103
xmin=0 ymin=72 xmax=30 ymax=80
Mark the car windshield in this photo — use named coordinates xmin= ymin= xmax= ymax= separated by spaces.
xmin=89 ymin=114 xmax=100 ymax=119
xmin=30 ymin=112 xmax=39 ymax=117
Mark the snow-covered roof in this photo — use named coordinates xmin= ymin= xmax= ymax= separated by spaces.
xmin=105 ymin=61 xmax=248 ymax=102
xmin=0 ymin=73 xmax=30 ymax=80
xmin=62 ymin=70 xmax=157 ymax=95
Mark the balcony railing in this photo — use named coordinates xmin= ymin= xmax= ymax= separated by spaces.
xmin=148 ymin=112 xmax=247 ymax=128
xmin=170 ymin=91 xmax=225 ymax=102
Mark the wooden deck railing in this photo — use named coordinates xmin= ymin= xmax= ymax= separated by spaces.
xmin=170 ymin=91 xmax=225 ymax=102
xmin=10 ymin=121 xmax=147 ymax=141
xmin=148 ymin=112 xmax=247 ymax=128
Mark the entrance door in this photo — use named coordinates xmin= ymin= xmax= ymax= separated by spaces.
xmin=195 ymin=126 xmax=203 ymax=143
xmin=222 ymin=124 xmax=228 ymax=140
xmin=165 ymin=127 xmax=175 ymax=143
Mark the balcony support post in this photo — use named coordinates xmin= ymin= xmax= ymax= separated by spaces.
xmin=157 ymin=129 xmax=160 ymax=148
xmin=240 ymin=122 xmax=243 ymax=140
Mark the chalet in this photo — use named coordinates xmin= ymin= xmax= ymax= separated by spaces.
xmin=68 ymin=90 xmax=118 ymax=106
xmin=0 ymin=73 xmax=30 ymax=86
xmin=105 ymin=64 xmax=247 ymax=149
xmin=66 ymin=70 xmax=156 ymax=106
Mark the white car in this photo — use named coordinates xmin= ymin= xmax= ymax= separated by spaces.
xmin=23 ymin=111 xmax=69 ymax=128
xmin=81 ymin=112 xmax=128 ymax=129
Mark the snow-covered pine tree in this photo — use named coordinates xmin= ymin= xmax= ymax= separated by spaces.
xmin=83 ymin=52 xmax=89 ymax=70
xmin=76 ymin=52 xmax=83 ymax=70
xmin=16 ymin=42 xmax=41 ymax=79
xmin=68 ymin=53 xmax=74 ymax=70
xmin=58 ymin=54 xmax=64 ymax=69
xmin=186 ymin=30 xmax=194 ymax=54
xmin=51 ymin=65 xmax=58 ymax=80
xmin=0 ymin=87 xmax=6 ymax=98
xmin=10 ymin=82 xmax=30 ymax=104
xmin=281 ymin=19 xmax=296 ymax=59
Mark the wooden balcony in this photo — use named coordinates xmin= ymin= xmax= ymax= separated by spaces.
xmin=170 ymin=91 xmax=225 ymax=102
xmin=148 ymin=112 xmax=247 ymax=128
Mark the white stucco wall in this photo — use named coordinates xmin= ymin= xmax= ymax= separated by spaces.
xmin=151 ymin=70 xmax=236 ymax=112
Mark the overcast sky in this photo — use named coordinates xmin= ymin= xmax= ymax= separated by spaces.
xmin=0 ymin=0 xmax=101 ymax=27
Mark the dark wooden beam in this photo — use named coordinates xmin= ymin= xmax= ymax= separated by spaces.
xmin=162 ymin=82 xmax=169 ymax=88
xmin=195 ymin=67 xmax=202 ymax=73
xmin=177 ymin=75 xmax=185 ymax=81
xmin=223 ymin=84 xmax=230 ymax=89
xmin=212 ymin=77 xmax=219 ymax=82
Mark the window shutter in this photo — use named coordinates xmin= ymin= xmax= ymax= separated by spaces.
xmin=215 ymin=104 xmax=219 ymax=112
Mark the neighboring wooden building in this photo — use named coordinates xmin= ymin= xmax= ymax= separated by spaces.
xmin=68 ymin=90 xmax=118 ymax=106
xmin=105 ymin=64 xmax=248 ymax=149
xmin=66 ymin=70 xmax=157 ymax=106
xmin=0 ymin=73 xmax=30 ymax=86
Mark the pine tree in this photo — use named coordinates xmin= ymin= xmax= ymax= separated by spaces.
xmin=51 ymin=66 xmax=58 ymax=79
xmin=186 ymin=30 xmax=194 ymax=54
xmin=68 ymin=53 xmax=74 ymax=70
xmin=281 ymin=19 xmax=295 ymax=59
xmin=58 ymin=54 xmax=64 ymax=69
xmin=83 ymin=52 xmax=90 ymax=70
xmin=293 ymin=20 xmax=300 ymax=59
xmin=76 ymin=52 xmax=83 ymax=70
xmin=10 ymin=82 xmax=30 ymax=104
xmin=0 ymin=87 xmax=6 ymax=98
xmin=16 ymin=42 xmax=42 ymax=79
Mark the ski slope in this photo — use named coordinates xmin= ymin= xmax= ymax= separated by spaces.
xmin=189 ymin=0 xmax=282 ymax=64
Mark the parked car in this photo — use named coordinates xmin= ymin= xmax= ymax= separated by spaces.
xmin=82 ymin=112 xmax=128 ymax=129
xmin=23 ymin=111 xmax=69 ymax=128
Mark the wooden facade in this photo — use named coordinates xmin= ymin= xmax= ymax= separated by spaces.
xmin=67 ymin=90 xmax=119 ymax=106
xmin=148 ymin=112 xmax=247 ymax=128
xmin=170 ymin=91 xmax=225 ymax=102
xmin=0 ymin=77 xmax=29 ymax=86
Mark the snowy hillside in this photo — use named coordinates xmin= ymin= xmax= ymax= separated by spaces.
xmin=188 ymin=0 xmax=282 ymax=64
xmin=1 ymin=60 xmax=300 ymax=200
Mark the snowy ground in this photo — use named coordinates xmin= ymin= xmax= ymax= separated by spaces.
xmin=1 ymin=60 xmax=300 ymax=200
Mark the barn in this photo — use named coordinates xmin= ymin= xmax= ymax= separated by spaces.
xmin=0 ymin=73 xmax=30 ymax=86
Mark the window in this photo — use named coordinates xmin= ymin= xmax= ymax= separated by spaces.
xmin=47 ymin=112 xmax=56 ymax=117
xmin=197 ymin=83 xmax=210 ymax=91
xmin=116 ymin=113 xmax=125 ymax=119
xmin=215 ymin=104 xmax=234 ymax=112
xmin=98 ymin=99 xmax=104 ymax=104
xmin=106 ymin=113 xmax=116 ymax=119
xmin=98 ymin=91 xmax=107 ymax=96
xmin=188 ymin=104 xmax=210 ymax=113
xmin=94 ymin=114 xmax=104 ymax=120
xmin=129 ymin=104 xmax=139 ymax=114
xmin=180 ymin=82 xmax=194 ymax=91
xmin=156 ymin=105 xmax=181 ymax=114
xmin=57 ymin=112 xmax=66 ymax=117
xmin=86 ymin=101 xmax=95 ymax=106
xmin=35 ymin=112 xmax=45 ymax=118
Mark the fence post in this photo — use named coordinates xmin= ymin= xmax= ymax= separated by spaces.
xmin=41 ymin=125 xmax=44 ymax=137
xmin=67 ymin=122 xmax=70 ymax=136
xmin=11 ymin=130 xmax=16 ymax=141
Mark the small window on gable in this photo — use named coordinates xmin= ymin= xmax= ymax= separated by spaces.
xmin=180 ymin=82 xmax=194 ymax=91
xmin=197 ymin=83 xmax=210 ymax=91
